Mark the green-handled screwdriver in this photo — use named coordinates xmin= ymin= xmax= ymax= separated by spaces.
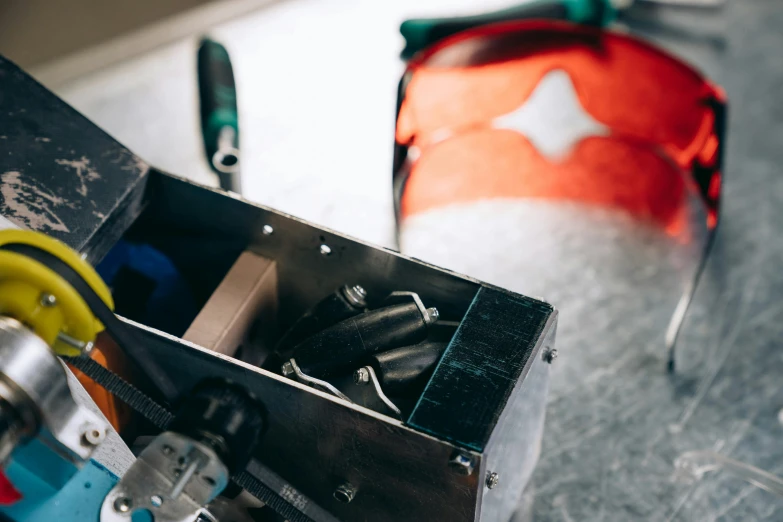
xmin=399 ymin=0 xmax=725 ymax=59
xmin=198 ymin=37 xmax=242 ymax=194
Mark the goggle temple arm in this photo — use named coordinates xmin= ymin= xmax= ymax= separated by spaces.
xmin=665 ymin=94 xmax=727 ymax=372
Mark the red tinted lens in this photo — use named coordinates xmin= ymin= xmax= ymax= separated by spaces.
xmin=397 ymin=20 xmax=723 ymax=185
xmin=401 ymin=129 xmax=689 ymax=235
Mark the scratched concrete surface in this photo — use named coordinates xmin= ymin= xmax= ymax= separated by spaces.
xmin=49 ymin=0 xmax=783 ymax=520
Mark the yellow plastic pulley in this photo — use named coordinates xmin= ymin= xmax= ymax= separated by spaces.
xmin=0 ymin=230 xmax=114 ymax=356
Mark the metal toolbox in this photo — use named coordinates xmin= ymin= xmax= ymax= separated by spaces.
xmin=0 ymin=56 xmax=558 ymax=522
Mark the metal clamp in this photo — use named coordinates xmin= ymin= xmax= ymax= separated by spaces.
xmin=383 ymin=291 xmax=439 ymax=325
xmin=0 ymin=317 xmax=107 ymax=486
xmin=353 ymin=366 xmax=402 ymax=419
xmin=282 ymin=359 xmax=352 ymax=403
xmin=100 ymin=431 xmax=228 ymax=522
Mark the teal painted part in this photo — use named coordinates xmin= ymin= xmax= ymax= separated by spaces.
xmin=0 ymin=459 xmax=118 ymax=522
xmin=564 ymin=0 xmax=619 ymax=25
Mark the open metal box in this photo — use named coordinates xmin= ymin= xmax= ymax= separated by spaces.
xmin=0 ymin=56 xmax=558 ymax=522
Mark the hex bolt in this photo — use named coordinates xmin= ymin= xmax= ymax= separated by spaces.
xmin=262 ymin=225 xmax=274 ymax=236
xmin=543 ymin=348 xmax=558 ymax=364
xmin=343 ymin=285 xmax=368 ymax=307
xmin=448 ymin=453 xmax=475 ymax=476
xmin=82 ymin=427 xmax=105 ymax=446
xmin=486 ymin=471 xmax=500 ymax=489
xmin=40 ymin=293 xmax=57 ymax=307
xmin=281 ymin=362 xmax=295 ymax=377
xmin=425 ymin=307 xmax=440 ymax=324
xmin=320 ymin=244 xmax=332 ymax=256
xmin=333 ymin=483 xmax=356 ymax=504
xmin=353 ymin=368 xmax=370 ymax=385
xmin=113 ymin=497 xmax=132 ymax=513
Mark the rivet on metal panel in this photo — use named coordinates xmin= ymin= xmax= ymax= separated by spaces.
xmin=448 ymin=453 xmax=475 ymax=476
xmin=262 ymin=225 xmax=274 ymax=236
xmin=485 ymin=471 xmax=500 ymax=489
xmin=542 ymin=348 xmax=558 ymax=364
xmin=320 ymin=244 xmax=332 ymax=256
xmin=40 ymin=293 xmax=57 ymax=307
xmin=333 ymin=483 xmax=356 ymax=503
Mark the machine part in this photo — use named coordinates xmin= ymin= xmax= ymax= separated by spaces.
xmin=448 ymin=453 xmax=475 ymax=476
xmin=354 ymin=366 xmax=402 ymax=418
xmin=286 ymin=359 xmax=351 ymax=402
xmin=485 ymin=472 xmax=500 ymax=490
xmin=292 ymin=300 xmax=436 ymax=378
xmin=369 ymin=342 xmax=447 ymax=394
xmin=0 ymin=229 xmax=114 ymax=357
xmin=352 ymin=368 xmax=370 ymax=385
xmin=383 ymin=291 xmax=439 ymax=326
xmin=91 ymin=283 xmax=554 ymax=522
xmin=332 ymin=483 xmax=356 ymax=504
xmin=64 ymin=355 xmax=174 ymax=429
xmin=59 ymin=357 xmax=320 ymax=522
xmin=168 ymin=380 xmax=265 ymax=475
xmin=198 ymin=38 xmax=241 ymax=194
xmin=57 ymin=332 xmax=94 ymax=354
xmin=0 ymin=316 xmax=108 ymax=486
xmin=272 ymin=285 xmax=368 ymax=364
xmin=341 ymin=285 xmax=367 ymax=308
xmin=183 ymin=251 xmax=277 ymax=357
xmin=0 ymin=240 xmax=178 ymax=400
xmin=100 ymin=431 xmax=229 ymax=522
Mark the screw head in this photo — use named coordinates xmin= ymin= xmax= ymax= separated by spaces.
xmin=320 ymin=244 xmax=332 ymax=256
xmin=486 ymin=471 xmax=500 ymax=489
xmin=425 ymin=307 xmax=439 ymax=324
xmin=281 ymin=361 xmax=295 ymax=377
xmin=113 ymin=497 xmax=132 ymax=513
xmin=161 ymin=444 xmax=174 ymax=456
xmin=150 ymin=495 xmax=163 ymax=507
xmin=333 ymin=483 xmax=356 ymax=504
xmin=262 ymin=225 xmax=274 ymax=236
xmin=448 ymin=453 xmax=475 ymax=476
xmin=543 ymin=348 xmax=558 ymax=364
xmin=353 ymin=368 xmax=370 ymax=385
xmin=343 ymin=285 xmax=368 ymax=307
xmin=40 ymin=293 xmax=57 ymax=307
xmin=82 ymin=427 xmax=105 ymax=446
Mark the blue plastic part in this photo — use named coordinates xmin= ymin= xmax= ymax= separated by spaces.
xmin=97 ymin=239 xmax=197 ymax=334
xmin=0 ymin=459 xmax=118 ymax=522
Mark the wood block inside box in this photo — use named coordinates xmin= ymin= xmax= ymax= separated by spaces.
xmin=183 ymin=251 xmax=277 ymax=357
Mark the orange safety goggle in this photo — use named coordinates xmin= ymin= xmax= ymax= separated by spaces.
xmin=393 ymin=20 xmax=727 ymax=370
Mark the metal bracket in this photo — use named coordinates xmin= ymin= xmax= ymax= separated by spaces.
xmin=0 ymin=317 xmax=108 ymax=488
xmin=286 ymin=359 xmax=352 ymax=403
xmin=100 ymin=431 xmax=228 ymax=522
xmin=383 ymin=291 xmax=439 ymax=324
xmin=360 ymin=366 xmax=402 ymax=419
